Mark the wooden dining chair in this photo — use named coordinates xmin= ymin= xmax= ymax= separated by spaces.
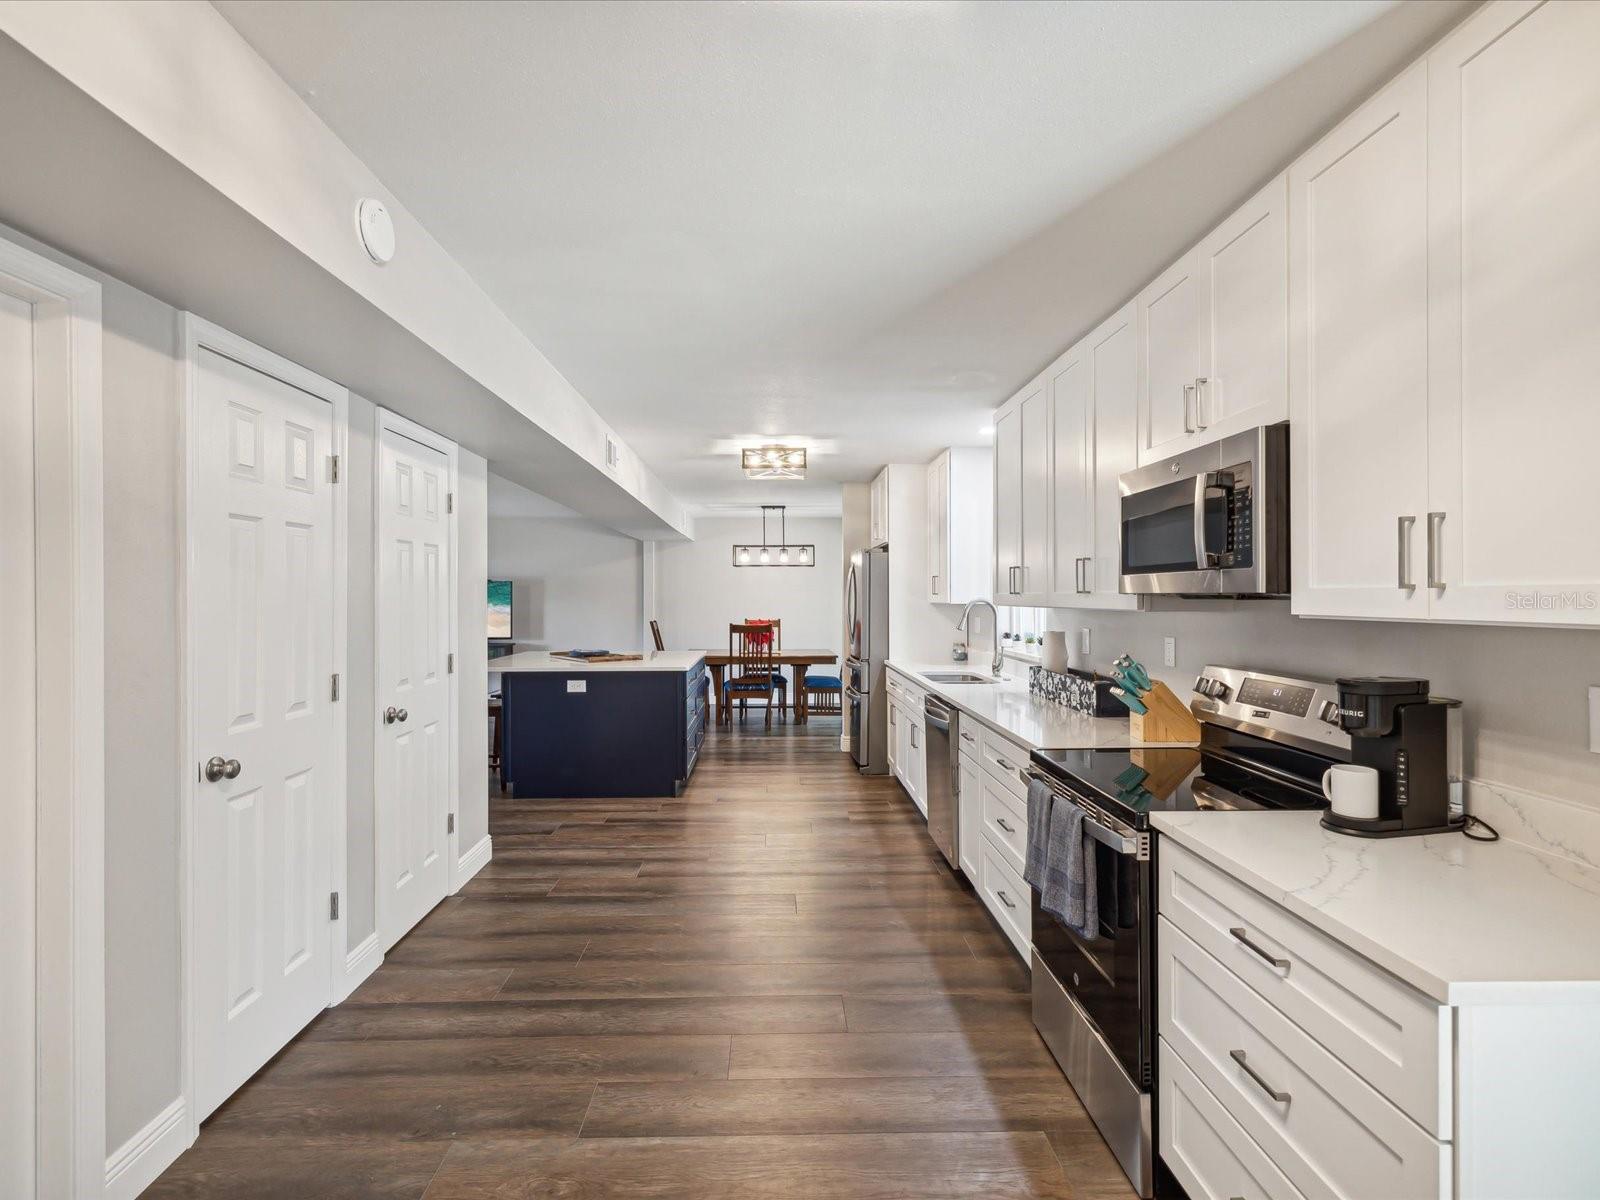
xmin=743 ymin=617 xmax=788 ymax=715
xmin=725 ymin=623 xmax=782 ymax=728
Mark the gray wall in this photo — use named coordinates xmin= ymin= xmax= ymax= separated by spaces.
xmin=1049 ymin=603 xmax=1600 ymax=810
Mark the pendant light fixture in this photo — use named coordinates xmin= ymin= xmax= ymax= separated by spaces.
xmin=732 ymin=505 xmax=814 ymax=567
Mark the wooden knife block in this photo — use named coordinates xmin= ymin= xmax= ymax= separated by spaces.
xmin=1128 ymin=681 xmax=1202 ymax=744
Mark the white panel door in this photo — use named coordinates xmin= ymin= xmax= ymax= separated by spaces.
xmin=0 ymin=287 xmax=36 ymax=1199
xmin=1087 ymin=302 xmax=1143 ymax=609
xmin=1427 ymin=0 xmax=1600 ymax=626
xmin=1289 ymin=62 xmax=1432 ymax=621
xmin=1199 ymin=173 xmax=1290 ymax=440
xmin=378 ymin=425 xmax=453 ymax=946
xmin=1138 ymin=247 xmax=1204 ymax=464
xmin=1048 ymin=344 xmax=1092 ymax=605
xmin=192 ymin=345 xmax=336 ymax=1120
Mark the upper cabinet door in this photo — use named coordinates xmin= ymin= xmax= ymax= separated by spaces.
xmin=926 ymin=453 xmax=949 ymax=602
xmin=1198 ymin=173 xmax=1289 ymax=440
xmin=1048 ymin=345 xmax=1092 ymax=605
xmin=1138 ymin=247 xmax=1204 ymax=464
xmin=1426 ymin=0 xmax=1600 ymax=626
xmin=993 ymin=394 xmax=1021 ymax=599
xmin=1087 ymin=302 xmax=1142 ymax=609
xmin=1289 ymin=62 xmax=1431 ymax=621
xmin=1018 ymin=382 xmax=1050 ymax=605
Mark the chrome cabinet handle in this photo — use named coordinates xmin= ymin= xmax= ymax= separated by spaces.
xmin=1195 ymin=376 xmax=1211 ymax=429
xmin=910 ymin=726 xmax=918 ymax=749
xmin=1397 ymin=515 xmax=1416 ymax=590
xmin=1230 ymin=927 xmax=1290 ymax=970
xmin=1230 ymin=1049 xmax=1290 ymax=1103
xmin=931 ymin=574 xmax=939 ymax=595
xmin=995 ymin=817 xmax=1015 ymax=833
xmin=1183 ymin=383 xmax=1196 ymax=433
xmin=995 ymin=756 xmax=1018 ymax=772
xmin=960 ymin=731 xmax=975 ymax=743
xmin=1081 ymin=557 xmax=1092 ymax=593
xmin=1007 ymin=565 xmax=1021 ymax=595
xmin=1427 ymin=511 xmax=1446 ymax=590
xmin=203 ymin=756 xmax=242 ymax=782
xmin=996 ymin=889 xmax=1017 ymax=910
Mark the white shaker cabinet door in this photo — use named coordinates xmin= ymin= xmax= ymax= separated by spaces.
xmin=1087 ymin=302 xmax=1143 ymax=609
xmin=993 ymin=392 xmax=1024 ymax=600
xmin=1137 ymin=245 xmax=1204 ymax=465
xmin=1018 ymin=382 xmax=1050 ymax=605
xmin=1198 ymin=173 xmax=1289 ymax=441
xmin=1426 ymin=0 xmax=1600 ymax=626
xmin=1048 ymin=342 xmax=1092 ymax=606
xmin=926 ymin=453 xmax=949 ymax=602
xmin=1289 ymin=62 xmax=1432 ymax=621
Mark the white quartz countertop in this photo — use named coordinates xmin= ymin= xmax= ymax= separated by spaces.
xmin=494 ymin=650 xmax=706 ymax=673
xmin=1152 ymin=809 xmax=1600 ymax=1005
xmin=885 ymin=660 xmax=1191 ymax=752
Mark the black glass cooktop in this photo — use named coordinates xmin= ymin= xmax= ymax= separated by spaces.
xmin=1031 ymin=725 xmax=1331 ymax=830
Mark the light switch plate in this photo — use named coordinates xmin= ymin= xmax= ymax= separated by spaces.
xmin=567 ymin=679 xmax=587 ymax=694
xmin=1590 ymin=686 xmax=1599 ymax=753
xmin=1079 ymin=628 xmax=1091 ymax=657
xmin=1163 ymin=636 xmax=1177 ymax=668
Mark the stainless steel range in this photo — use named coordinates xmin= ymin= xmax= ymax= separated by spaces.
xmin=1026 ymin=665 xmax=1350 ymax=1198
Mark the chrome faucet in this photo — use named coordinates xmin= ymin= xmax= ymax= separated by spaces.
xmin=957 ymin=598 xmax=1003 ymax=677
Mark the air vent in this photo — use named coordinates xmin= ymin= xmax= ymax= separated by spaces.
xmin=605 ymin=436 xmax=620 ymax=470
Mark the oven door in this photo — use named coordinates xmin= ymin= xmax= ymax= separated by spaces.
xmin=1030 ymin=803 xmax=1152 ymax=1087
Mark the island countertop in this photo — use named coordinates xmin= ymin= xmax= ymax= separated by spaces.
xmin=494 ymin=650 xmax=706 ymax=673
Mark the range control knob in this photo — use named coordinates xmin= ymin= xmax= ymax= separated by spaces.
xmin=1194 ymin=677 xmax=1231 ymax=702
xmin=1318 ymin=699 xmax=1342 ymax=726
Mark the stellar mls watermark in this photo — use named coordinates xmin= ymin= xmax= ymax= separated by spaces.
xmin=1504 ymin=590 xmax=1599 ymax=611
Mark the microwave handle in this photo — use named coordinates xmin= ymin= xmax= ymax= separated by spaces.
xmin=1193 ymin=472 xmax=1232 ymax=569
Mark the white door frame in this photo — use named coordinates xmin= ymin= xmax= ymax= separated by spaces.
xmin=372 ymin=405 xmax=461 ymax=949
xmin=0 ymin=236 xmax=106 ymax=1197
xmin=177 ymin=313 xmax=349 ymax=1142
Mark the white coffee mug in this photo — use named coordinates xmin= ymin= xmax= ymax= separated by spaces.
xmin=1322 ymin=763 xmax=1380 ymax=821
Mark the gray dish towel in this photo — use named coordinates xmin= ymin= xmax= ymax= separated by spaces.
xmin=1024 ymin=777 xmax=1099 ymax=940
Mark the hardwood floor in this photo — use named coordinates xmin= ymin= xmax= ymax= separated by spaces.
xmin=148 ymin=718 xmax=1136 ymax=1199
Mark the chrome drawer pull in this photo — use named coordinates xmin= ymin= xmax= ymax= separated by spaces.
xmin=995 ymin=889 xmax=1017 ymax=910
xmin=960 ymin=731 xmax=975 ymax=743
xmin=995 ymin=756 xmax=1018 ymax=772
xmin=1230 ymin=927 xmax=1290 ymax=970
xmin=995 ymin=817 xmax=1015 ymax=833
xmin=1230 ymin=1049 xmax=1290 ymax=1103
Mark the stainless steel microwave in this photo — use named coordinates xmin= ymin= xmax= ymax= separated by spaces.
xmin=1118 ymin=423 xmax=1288 ymax=597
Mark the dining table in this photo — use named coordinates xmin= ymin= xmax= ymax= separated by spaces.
xmin=700 ymin=647 xmax=838 ymax=725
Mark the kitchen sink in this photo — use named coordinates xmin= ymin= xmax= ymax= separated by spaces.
xmin=921 ymin=672 xmax=1000 ymax=684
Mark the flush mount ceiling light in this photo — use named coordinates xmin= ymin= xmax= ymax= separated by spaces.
xmin=733 ymin=505 xmax=813 ymax=567
xmin=740 ymin=444 xmax=807 ymax=480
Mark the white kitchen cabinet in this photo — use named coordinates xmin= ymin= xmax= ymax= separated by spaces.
xmin=904 ymin=704 xmax=926 ymax=817
xmin=926 ymin=447 xmax=993 ymax=605
xmin=1048 ymin=302 xmax=1143 ymax=610
xmin=1289 ymin=63 xmax=1432 ymax=622
xmin=869 ymin=467 xmax=890 ymax=547
xmin=957 ymin=749 xmax=982 ymax=881
xmin=1424 ymin=0 xmax=1600 ymax=626
xmin=1137 ymin=175 xmax=1289 ymax=467
xmin=886 ymin=694 xmax=900 ymax=777
xmin=992 ymin=376 xmax=1048 ymax=605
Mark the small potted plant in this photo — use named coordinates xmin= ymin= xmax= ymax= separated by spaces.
xmin=1024 ymin=634 xmax=1038 ymax=649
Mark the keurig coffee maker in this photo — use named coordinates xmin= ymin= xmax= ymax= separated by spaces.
xmin=1321 ymin=676 xmax=1465 ymax=838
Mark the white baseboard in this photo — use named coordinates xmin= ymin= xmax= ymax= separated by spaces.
xmin=453 ymin=833 xmax=492 ymax=892
xmin=104 ymin=1096 xmax=187 ymax=1200
xmin=333 ymin=929 xmax=383 ymax=1004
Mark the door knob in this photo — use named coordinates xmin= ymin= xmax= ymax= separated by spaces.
xmin=385 ymin=706 xmax=409 ymax=724
xmin=203 ymin=756 xmax=242 ymax=782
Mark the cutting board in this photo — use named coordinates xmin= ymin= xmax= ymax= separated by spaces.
xmin=550 ymin=651 xmax=644 ymax=664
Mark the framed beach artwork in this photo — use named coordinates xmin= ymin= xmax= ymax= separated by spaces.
xmin=487 ymin=579 xmax=513 ymax=639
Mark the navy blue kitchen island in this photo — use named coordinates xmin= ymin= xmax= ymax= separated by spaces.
xmin=496 ymin=650 xmax=709 ymax=798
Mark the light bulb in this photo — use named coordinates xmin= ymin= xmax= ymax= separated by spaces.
xmin=738 ymin=548 xmax=750 ymax=564
xmin=799 ymin=547 xmax=810 ymax=563
xmin=779 ymin=548 xmax=790 ymax=564
xmin=760 ymin=548 xmax=771 ymax=564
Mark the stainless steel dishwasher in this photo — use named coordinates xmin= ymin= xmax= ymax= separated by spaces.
xmin=923 ymin=695 xmax=959 ymax=869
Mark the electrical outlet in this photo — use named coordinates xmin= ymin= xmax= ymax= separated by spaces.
xmin=1079 ymin=628 xmax=1091 ymax=657
xmin=1163 ymin=636 xmax=1177 ymax=668
xmin=1590 ymin=686 xmax=1600 ymax=754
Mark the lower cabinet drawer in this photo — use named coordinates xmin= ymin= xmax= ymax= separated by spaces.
xmin=979 ymin=725 xmax=1031 ymax=800
xmin=979 ymin=835 xmax=1031 ymax=961
xmin=1159 ymin=917 xmax=1449 ymax=1200
xmin=979 ymin=770 xmax=1027 ymax=875
xmin=1159 ymin=1038 xmax=1307 ymax=1200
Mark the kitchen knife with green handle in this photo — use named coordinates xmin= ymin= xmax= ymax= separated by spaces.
xmin=1115 ymin=655 xmax=1153 ymax=692
xmin=1110 ymin=686 xmax=1148 ymax=715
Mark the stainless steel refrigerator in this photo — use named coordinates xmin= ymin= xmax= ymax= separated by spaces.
xmin=844 ymin=546 xmax=889 ymax=774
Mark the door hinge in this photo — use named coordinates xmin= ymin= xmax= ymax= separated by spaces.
xmin=447 ymin=813 xmax=455 ymax=835
xmin=447 ymin=491 xmax=455 ymax=513
xmin=330 ymin=454 xmax=341 ymax=483
xmin=329 ymin=891 xmax=339 ymax=920
xmin=447 ymin=652 xmax=455 ymax=674
xmin=331 ymin=672 xmax=341 ymax=701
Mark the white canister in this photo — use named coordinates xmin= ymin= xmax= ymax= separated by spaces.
xmin=1322 ymin=763 xmax=1380 ymax=821
xmin=1041 ymin=630 xmax=1070 ymax=675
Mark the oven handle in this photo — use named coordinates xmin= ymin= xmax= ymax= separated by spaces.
xmin=1026 ymin=770 xmax=1144 ymax=857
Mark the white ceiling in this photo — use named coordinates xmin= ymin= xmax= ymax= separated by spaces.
xmin=215 ymin=0 xmax=1469 ymax=518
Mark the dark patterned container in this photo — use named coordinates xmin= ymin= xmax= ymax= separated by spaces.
xmin=1029 ymin=665 xmax=1122 ymax=718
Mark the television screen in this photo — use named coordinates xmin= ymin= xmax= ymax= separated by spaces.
xmin=487 ymin=579 xmax=512 ymax=639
